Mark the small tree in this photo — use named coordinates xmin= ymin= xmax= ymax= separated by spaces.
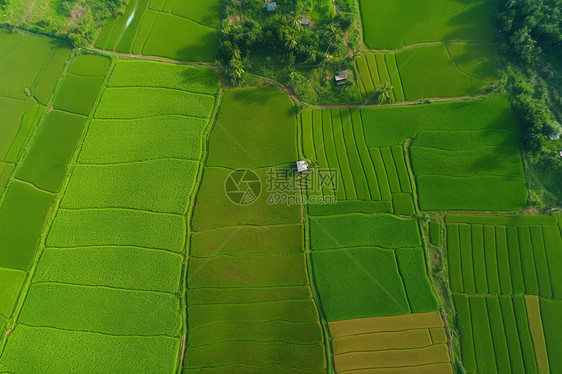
xmin=375 ymin=81 xmax=393 ymax=104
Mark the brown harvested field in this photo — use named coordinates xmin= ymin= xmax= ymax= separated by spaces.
xmin=328 ymin=310 xmax=443 ymax=337
xmin=328 ymin=311 xmax=452 ymax=373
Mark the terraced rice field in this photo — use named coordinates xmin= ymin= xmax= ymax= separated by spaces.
xmin=359 ymin=0 xmax=494 ymax=50
xmin=328 ymin=312 xmax=452 ymax=373
xmin=309 ymin=212 xmax=439 ymax=321
xmin=0 ymin=30 xmax=71 ymax=193
xmin=356 ymin=44 xmax=498 ymax=101
xmin=444 ymin=214 xmax=562 ymax=373
xmin=361 ymin=96 xmax=528 ymax=211
xmin=95 ymin=0 xmax=220 ymax=61
xmin=300 ymin=108 xmax=415 ymax=215
xmin=0 ymin=59 xmax=221 ymax=372
xmin=185 ymin=86 xmax=326 ymax=372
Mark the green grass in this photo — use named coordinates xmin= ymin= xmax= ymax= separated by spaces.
xmin=188 ymin=254 xmax=308 ymax=287
xmin=380 ymin=148 xmax=401 ymax=193
xmin=312 ymin=247 xmax=410 ymax=321
xmin=518 ymin=226 xmax=540 ymax=294
xmin=484 ymin=225 xmax=498 ymax=295
xmin=0 ymin=30 xmax=70 ymax=102
xmin=188 ymin=320 xmax=321 ymax=344
xmin=452 ymin=293 xmax=476 ymax=372
xmin=512 ymin=296 xmax=538 ymax=374
xmin=191 ymin=167 xmax=302 ymax=231
xmin=53 ymin=74 xmax=106 ymax=115
xmin=108 ymin=61 xmax=219 ymax=95
xmin=392 ymin=193 xmax=415 ymax=216
xmin=410 ymin=146 xmax=524 ymax=178
xmin=525 ymin=295 xmax=550 ymax=373
xmin=459 ymin=224 xmax=475 ymax=294
xmin=447 ymin=42 xmax=499 ymax=81
xmin=185 ymin=341 xmax=326 ymax=370
xmin=0 ymin=267 xmax=27 ymax=317
xmin=95 ymin=87 xmax=215 ymax=119
xmin=70 ymin=55 xmax=112 ymax=77
xmin=496 ymin=226 xmax=513 ymax=294
xmin=542 ymin=225 xmax=562 ymax=298
xmin=188 ymin=286 xmax=312 ymax=304
xmin=359 ymin=0 xmax=493 ymax=49
xmin=397 ymin=44 xmax=493 ymax=100
xmin=469 ymin=295 xmax=497 ymax=373
xmin=172 ymin=0 xmax=222 ymax=27
xmin=47 ymin=208 xmax=186 ymax=252
xmin=188 ymin=299 xmax=320 ymax=325
xmin=413 ymin=129 xmax=519 ymax=151
xmin=0 ymin=31 xmax=70 ymax=163
xmin=447 ymin=224 xmax=463 ymax=292
xmin=446 ymin=215 xmax=556 ymax=225
xmin=62 ymin=159 xmax=199 ymax=214
xmin=506 ymin=226 xmax=525 ymax=294
xmin=471 ymin=224 xmax=488 ymax=294
xmin=530 ymin=225 xmax=552 ymax=297
xmin=0 ymin=181 xmax=54 ymax=270
xmin=429 ymin=221 xmax=441 ymax=246
xmin=416 ymin=174 xmax=527 ymax=211
xmin=16 ymin=110 xmax=87 ymax=193
xmin=142 ymin=13 xmax=217 ymax=61
xmin=0 ymin=325 xmax=179 ymax=373
xmin=499 ymin=295 xmax=526 ymax=373
xmin=116 ymin=0 xmax=151 ymax=53
xmin=307 ymin=200 xmax=393 ymax=216
xmin=540 ymin=298 xmax=562 ymax=373
xmin=485 ymin=297 xmax=512 ymax=373
xmin=362 ymin=96 xmax=517 ymax=147
xmin=395 ymin=248 xmax=440 ymax=313
xmin=207 ymin=86 xmax=296 ymax=169
xmin=310 ymin=213 xmax=421 ymax=250
xmin=79 ymin=116 xmax=207 ymax=163
xmin=190 ymin=225 xmax=303 ymax=256
xmin=34 ymin=246 xmax=182 ymax=293
xmin=19 ymin=283 xmax=181 ymax=335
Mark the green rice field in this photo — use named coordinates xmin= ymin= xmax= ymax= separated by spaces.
xmin=445 ymin=214 xmax=562 ymax=373
xmin=0 ymin=1 xmax=560 ymax=371
xmin=95 ymin=0 xmax=220 ymax=61
xmin=359 ymin=0 xmax=494 ymax=49
xmin=355 ymin=44 xmax=498 ymax=101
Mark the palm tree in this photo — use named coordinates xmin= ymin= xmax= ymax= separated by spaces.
xmin=375 ymin=81 xmax=393 ymax=104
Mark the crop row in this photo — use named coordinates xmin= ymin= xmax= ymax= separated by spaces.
xmin=355 ymin=53 xmax=405 ymax=101
xmin=447 ymin=222 xmax=562 ymax=298
xmin=453 ymin=294 xmax=549 ymax=374
xmin=328 ymin=311 xmax=452 ymax=372
xmin=185 ymin=87 xmax=325 ymax=371
xmin=95 ymin=0 xmax=219 ymax=61
xmin=308 ymin=213 xmax=438 ymax=320
xmin=1 ymin=59 xmax=219 ymax=372
xmin=300 ymin=108 xmax=414 ymax=214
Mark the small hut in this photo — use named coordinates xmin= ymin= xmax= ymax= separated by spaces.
xmin=266 ymin=2 xmax=277 ymax=11
xmin=334 ymin=70 xmax=350 ymax=85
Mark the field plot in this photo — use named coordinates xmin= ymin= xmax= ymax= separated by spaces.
xmin=309 ymin=213 xmax=438 ymax=321
xmin=361 ymin=96 xmax=527 ymax=210
xmin=356 ymin=44 xmax=498 ymax=101
xmin=359 ymin=0 xmax=494 ymax=49
xmin=186 ymin=86 xmax=326 ymax=372
xmin=300 ymin=108 xmax=415 ymax=215
xmin=328 ymin=311 xmax=452 ymax=373
xmin=0 ymin=30 xmax=70 ymax=194
xmin=0 ymin=60 xmax=220 ymax=372
xmin=446 ymin=215 xmax=562 ymax=297
xmin=446 ymin=214 xmax=561 ymax=373
xmin=95 ymin=0 xmax=220 ymax=61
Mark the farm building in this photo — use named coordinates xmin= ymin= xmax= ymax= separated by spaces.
xmin=334 ymin=71 xmax=350 ymax=85
xmin=296 ymin=160 xmax=309 ymax=173
xmin=266 ymin=2 xmax=276 ymax=11
xmin=301 ymin=19 xmax=311 ymax=27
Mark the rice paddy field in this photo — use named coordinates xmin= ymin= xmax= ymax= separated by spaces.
xmin=0 ymin=0 xmax=561 ymax=371
xmin=94 ymin=0 xmax=220 ymax=61
xmin=442 ymin=214 xmax=562 ymax=373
